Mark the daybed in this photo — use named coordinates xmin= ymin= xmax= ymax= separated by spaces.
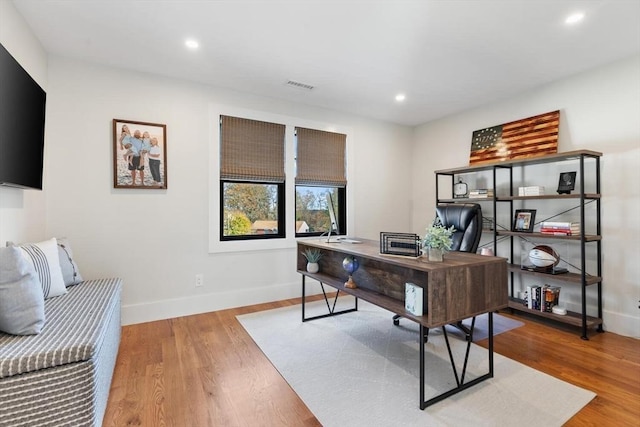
xmin=0 ymin=240 xmax=121 ymax=427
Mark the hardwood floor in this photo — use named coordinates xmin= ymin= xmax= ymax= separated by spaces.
xmin=104 ymin=297 xmax=639 ymax=426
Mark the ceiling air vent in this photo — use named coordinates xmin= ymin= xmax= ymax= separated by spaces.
xmin=286 ymin=80 xmax=314 ymax=90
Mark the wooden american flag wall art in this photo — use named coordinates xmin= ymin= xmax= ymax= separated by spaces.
xmin=469 ymin=110 xmax=560 ymax=166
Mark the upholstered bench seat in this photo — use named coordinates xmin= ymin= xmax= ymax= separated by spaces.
xmin=0 ymin=278 xmax=121 ymax=427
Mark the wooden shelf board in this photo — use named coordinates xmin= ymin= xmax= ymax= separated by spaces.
xmin=298 ymin=270 xmax=428 ymax=325
xmin=437 ymin=198 xmax=494 ymax=203
xmin=496 ymin=193 xmax=600 ymax=201
xmin=434 ymin=149 xmax=602 ymax=175
xmin=507 ymin=299 xmax=602 ymax=328
xmin=507 ymin=263 xmax=602 ymax=285
xmin=497 ymin=231 xmax=601 ymax=242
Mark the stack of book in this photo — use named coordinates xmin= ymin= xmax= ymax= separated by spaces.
xmin=540 ymin=221 xmax=581 ymax=236
xmin=518 ymin=186 xmax=545 ymax=196
xmin=524 ymin=285 xmax=561 ymax=312
xmin=468 ymin=188 xmax=494 ymax=199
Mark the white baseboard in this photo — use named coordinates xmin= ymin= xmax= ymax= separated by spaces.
xmin=122 ymin=282 xmax=639 ymax=339
xmin=601 ymin=309 xmax=640 ymax=339
xmin=121 ymin=279 xmax=327 ymax=325
xmin=562 ymin=301 xmax=639 ymax=338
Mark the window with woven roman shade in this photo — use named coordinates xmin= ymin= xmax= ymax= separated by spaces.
xmin=220 ymin=115 xmax=285 ymax=182
xmin=219 ymin=115 xmax=286 ymax=240
xmin=295 ymin=127 xmax=346 ymax=187
xmin=294 ymin=127 xmax=347 ymax=237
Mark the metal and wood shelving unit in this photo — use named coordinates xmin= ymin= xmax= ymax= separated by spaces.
xmin=434 ymin=149 xmax=603 ymax=339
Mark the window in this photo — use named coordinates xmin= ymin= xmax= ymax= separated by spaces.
xmin=220 ymin=115 xmax=286 ymax=240
xmin=295 ymin=185 xmax=346 ymax=235
xmin=295 ymin=127 xmax=347 ymax=237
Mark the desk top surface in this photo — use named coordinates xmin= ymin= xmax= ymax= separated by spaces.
xmin=299 ymin=238 xmax=506 ymax=272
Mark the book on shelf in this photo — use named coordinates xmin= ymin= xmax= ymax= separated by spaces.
xmin=405 ymin=282 xmax=423 ymax=316
xmin=469 ymin=188 xmax=494 ymax=198
xmin=540 ymin=221 xmax=580 ymax=235
xmin=540 ymin=229 xmax=575 ymax=236
xmin=541 ymin=221 xmax=579 ymax=228
xmin=525 ymin=285 xmax=561 ymax=312
xmin=518 ymin=186 xmax=545 ymax=196
xmin=526 ymin=285 xmax=540 ymax=310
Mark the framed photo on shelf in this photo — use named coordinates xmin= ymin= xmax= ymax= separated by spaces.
xmin=113 ymin=119 xmax=167 ymax=189
xmin=557 ymin=171 xmax=576 ymax=194
xmin=513 ymin=209 xmax=536 ymax=233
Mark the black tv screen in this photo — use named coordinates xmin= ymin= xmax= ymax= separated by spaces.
xmin=0 ymin=42 xmax=46 ymax=190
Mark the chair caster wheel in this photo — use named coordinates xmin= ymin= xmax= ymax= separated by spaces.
xmin=393 ymin=319 xmax=400 ymax=326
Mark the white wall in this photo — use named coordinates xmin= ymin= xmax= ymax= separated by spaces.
xmin=4 ymin=0 xmax=637 ymax=337
xmin=43 ymin=58 xmax=414 ymax=325
xmin=412 ymin=55 xmax=640 ymax=338
xmin=0 ymin=0 xmax=48 ymax=245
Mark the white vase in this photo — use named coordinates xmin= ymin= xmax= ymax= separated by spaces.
xmin=428 ymin=248 xmax=444 ymax=262
xmin=307 ymin=262 xmax=319 ymax=273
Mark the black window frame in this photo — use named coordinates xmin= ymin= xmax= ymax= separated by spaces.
xmin=220 ymin=180 xmax=286 ymax=241
xmin=294 ymin=186 xmax=347 ymax=238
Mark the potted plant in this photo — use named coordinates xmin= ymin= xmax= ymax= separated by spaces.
xmin=302 ymin=248 xmax=323 ymax=273
xmin=422 ymin=224 xmax=455 ymax=262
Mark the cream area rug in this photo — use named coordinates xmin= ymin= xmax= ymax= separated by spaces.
xmin=237 ymin=299 xmax=596 ymax=427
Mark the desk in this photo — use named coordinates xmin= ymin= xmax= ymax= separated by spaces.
xmin=297 ymin=238 xmax=508 ymax=409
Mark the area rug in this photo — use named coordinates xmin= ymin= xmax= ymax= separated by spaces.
xmin=237 ymin=300 xmax=596 ymax=427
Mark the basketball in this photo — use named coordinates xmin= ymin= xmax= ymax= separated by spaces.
xmin=529 ymin=245 xmax=560 ymax=268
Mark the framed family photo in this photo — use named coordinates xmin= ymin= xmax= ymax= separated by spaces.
xmin=113 ymin=119 xmax=167 ymax=189
xmin=513 ymin=209 xmax=536 ymax=233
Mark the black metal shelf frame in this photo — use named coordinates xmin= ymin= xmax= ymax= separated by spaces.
xmin=435 ymin=150 xmax=603 ymax=339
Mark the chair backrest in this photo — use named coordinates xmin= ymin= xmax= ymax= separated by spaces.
xmin=434 ymin=203 xmax=483 ymax=253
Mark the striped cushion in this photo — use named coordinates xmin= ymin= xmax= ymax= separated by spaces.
xmin=0 ymin=278 xmax=121 ymax=379
xmin=14 ymin=238 xmax=67 ymax=299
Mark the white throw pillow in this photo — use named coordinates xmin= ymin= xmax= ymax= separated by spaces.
xmin=14 ymin=238 xmax=67 ymax=299
xmin=56 ymin=237 xmax=84 ymax=287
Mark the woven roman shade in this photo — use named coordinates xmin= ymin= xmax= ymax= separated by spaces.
xmin=295 ymin=127 xmax=347 ymax=187
xmin=220 ymin=115 xmax=286 ymax=182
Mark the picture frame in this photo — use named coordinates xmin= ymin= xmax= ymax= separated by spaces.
xmin=557 ymin=171 xmax=576 ymax=194
xmin=513 ymin=209 xmax=536 ymax=233
xmin=113 ymin=119 xmax=167 ymax=189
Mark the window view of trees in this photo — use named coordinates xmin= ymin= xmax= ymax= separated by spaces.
xmin=222 ymin=182 xmax=279 ymax=236
xmin=295 ymin=186 xmax=338 ymax=234
xmin=222 ymin=183 xmax=342 ymax=238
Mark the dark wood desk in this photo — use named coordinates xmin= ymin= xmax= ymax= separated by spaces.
xmin=297 ymin=238 xmax=508 ymax=409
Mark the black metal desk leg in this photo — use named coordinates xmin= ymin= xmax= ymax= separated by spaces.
xmin=301 ymin=275 xmax=357 ymax=322
xmin=420 ymin=324 xmax=426 ymax=410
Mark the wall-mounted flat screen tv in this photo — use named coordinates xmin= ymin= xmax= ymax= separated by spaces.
xmin=0 ymin=42 xmax=46 ymax=190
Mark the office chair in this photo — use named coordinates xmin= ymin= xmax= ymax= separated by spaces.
xmin=393 ymin=203 xmax=483 ymax=341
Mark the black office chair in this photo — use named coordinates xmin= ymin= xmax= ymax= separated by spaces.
xmin=393 ymin=203 xmax=483 ymax=340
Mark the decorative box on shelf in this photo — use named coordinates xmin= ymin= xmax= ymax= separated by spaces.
xmin=380 ymin=232 xmax=421 ymax=258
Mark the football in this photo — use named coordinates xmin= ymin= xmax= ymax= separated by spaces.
xmin=529 ymin=245 xmax=560 ymax=268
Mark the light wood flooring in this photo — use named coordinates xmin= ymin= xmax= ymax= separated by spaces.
xmin=104 ymin=296 xmax=639 ymax=426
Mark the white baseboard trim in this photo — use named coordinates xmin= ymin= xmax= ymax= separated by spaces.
xmin=562 ymin=302 xmax=639 ymax=338
xmin=601 ymin=309 xmax=640 ymax=339
xmin=122 ymin=282 xmax=639 ymax=338
xmin=121 ymin=278 xmax=327 ymax=325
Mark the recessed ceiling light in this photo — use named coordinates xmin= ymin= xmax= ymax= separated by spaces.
xmin=565 ymin=12 xmax=585 ymax=25
xmin=185 ymin=39 xmax=199 ymax=49
xmin=395 ymin=94 xmax=406 ymax=102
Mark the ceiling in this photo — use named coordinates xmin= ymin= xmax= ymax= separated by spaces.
xmin=12 ymin=0 xmax=640 ymax=126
